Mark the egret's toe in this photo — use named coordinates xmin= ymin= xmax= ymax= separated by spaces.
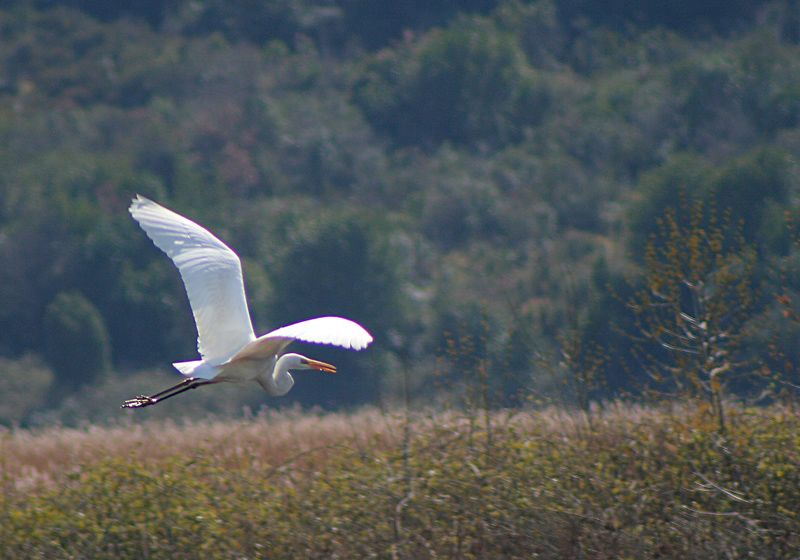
xmin=122 ymin=396 xmax=156 ymax=409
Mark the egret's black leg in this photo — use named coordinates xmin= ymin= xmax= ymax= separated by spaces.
xmin=122 ymin=378 xmax=215 ymax=409
xmin=121 ymin=377 xmax=193 ymax=408
xmin=151 ymin=377 xmax=195 ymax=399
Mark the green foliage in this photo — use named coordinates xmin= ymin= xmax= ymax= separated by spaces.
xmin=167 ymin=0 xmax=307 ymax=46
xmin=338 ymin=0 xmax=500 ymax=49
xmin=556 ymin=0 xmax=769 ymax=34
xmin=420 ymin=150 xmax=509 ymax=249
xmin=354 ymin=16 xmax=550 ymax=148
xmin=628 ymin=153 xmax=714 ymax=258
xmin=0 ymin=0 xmax=799 ymax=414
xmin=38 ymin=0 xmax=167 ymax=25
xmin=43 ymin=291 xmax=111 ymax=390
xmin=736 ymin=29 xmax=800 ymax=135
xmin=711 ymin=147 xmax=792 ymax=246
xmin=270 ymin=213 xmax=404 ymax=341
xmin=499 ymin=310 xmax=537 ymax=405
xmin=629 ymin=148 xmax=794 ymax=259
xmin=0 ymin=21 xmax=796 ymax=560
xmin=0 ymin=354 xmax=53 ymax=425
xmin=626 ymin=200 xmax=758 ymax=432
xmin=1 ymin=406 xmax=798 ymax=558
xmin=495 ymin=0 xmax=565 ymax=69
xmin=268 ymin=214 xmax=406 ymax=405
xmin=23 ymin=0 xmax=502 ymax=51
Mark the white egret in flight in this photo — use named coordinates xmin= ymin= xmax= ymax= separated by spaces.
xmin=122 ymin=195 xmax=373 ymax=409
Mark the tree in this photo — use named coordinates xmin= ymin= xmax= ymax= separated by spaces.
xmin=626 ymin=200 xmax=757 ymax=434
xmin=556 ymin=0 xmax=768 ymax=35
xmin=268 ymin=214 xmax=406 ymax=406
xmin=628 ymin=153 xmax=714 ymax=260
xmin=628 ymin=149 xmax=792 ymax=259
xmin=339 ymin=0 xmax=499 ymax=50
xmin=354 ymin=16 xmax=550 ymax=149
xmin=0 ymin=354 xmax=54 ymax=426
xmin=710 ymin=148 xmax=792 ymax=248
xmin=43 ymin=291 xmax=111 ymax=391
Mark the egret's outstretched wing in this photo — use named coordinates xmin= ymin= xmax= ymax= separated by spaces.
xmin=129 ymin=195 xmax=255 ymax=363
xmin=231 ymin=316 xmax=373 ymax=362
xmin=264 ymin=316 xmax=373 ymax=349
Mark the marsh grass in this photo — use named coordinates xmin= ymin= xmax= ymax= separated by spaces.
xmin=0 ymin=408 xmax=402 ymax=491
xmin=0 ymin=404 xmax=798 ymax=558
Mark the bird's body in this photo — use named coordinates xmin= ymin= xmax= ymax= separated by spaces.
xmin=122 ymin=195 xmax=372 ymax=409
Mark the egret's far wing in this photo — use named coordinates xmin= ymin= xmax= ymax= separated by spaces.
xmin=231 ymin=316 xmax=373 ymax=362
xmin=129 ymin=195 xmax=255 ymax=363
xmin=264 ymin=316 xmax=373 ymax=349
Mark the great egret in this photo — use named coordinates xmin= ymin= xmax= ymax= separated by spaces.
xmin=121 ymin=195 xmax=373 ymax=409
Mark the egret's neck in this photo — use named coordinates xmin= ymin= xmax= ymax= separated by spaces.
xmin=267 ymin=355 xmax=295 ymax=396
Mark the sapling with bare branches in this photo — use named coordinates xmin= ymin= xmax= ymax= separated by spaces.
xmin=766 ymin=212 xmax=800 ymax=408
xmin=555 ymin=328 xmax=607 ymax=431
xmin=626 ymin=200 xmax=757 ymax=434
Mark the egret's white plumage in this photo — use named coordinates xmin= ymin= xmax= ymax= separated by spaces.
xmin=122 ymin=195 xmax=373 ymax=408
xmin=129 ymin=196 xmax=256 ymax=364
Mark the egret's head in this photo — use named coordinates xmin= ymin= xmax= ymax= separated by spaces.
xmin=283 ymin=353 xmax=337 ymax=373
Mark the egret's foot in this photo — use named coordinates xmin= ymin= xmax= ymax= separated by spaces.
xmin=122 ymin=395 xmax=156 ymax=409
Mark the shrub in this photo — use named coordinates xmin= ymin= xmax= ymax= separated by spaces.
xmin=354 ymin=16 xmax=550 ymax=149
xmin=628 ymin=148 xmax=792 ymax=259
xmin=0 ymin=354 xmax=53 ymax=425
xmin=1 ymin=406 xmax=798 ymax=558
xmin=43 ymin=291 xmax=111 ymax=391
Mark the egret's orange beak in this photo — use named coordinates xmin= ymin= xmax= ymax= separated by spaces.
xmin=304 ymin=358 xmax=337 ymax=373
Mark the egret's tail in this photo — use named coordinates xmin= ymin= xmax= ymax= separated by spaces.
xmin=172 ymin=360 xmax=219 ymax=380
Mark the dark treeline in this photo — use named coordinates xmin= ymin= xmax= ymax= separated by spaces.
xmin=1 ymin=0 xmax=799 ymax=424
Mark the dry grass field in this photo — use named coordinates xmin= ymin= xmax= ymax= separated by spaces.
xmin=1 ymin=404 xmax=798 ymax=558
xmin=0 ymin=408 xmax=402 ymax=491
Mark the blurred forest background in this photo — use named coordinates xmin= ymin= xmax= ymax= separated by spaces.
xmin=1 ymin=0 xmax=800 ymax=425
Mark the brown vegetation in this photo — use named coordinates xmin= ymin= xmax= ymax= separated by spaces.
xmin=0 ymin=408 xmax=402 ymax=491
xmin=1 ymin=404 xmax=797 ymax=558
